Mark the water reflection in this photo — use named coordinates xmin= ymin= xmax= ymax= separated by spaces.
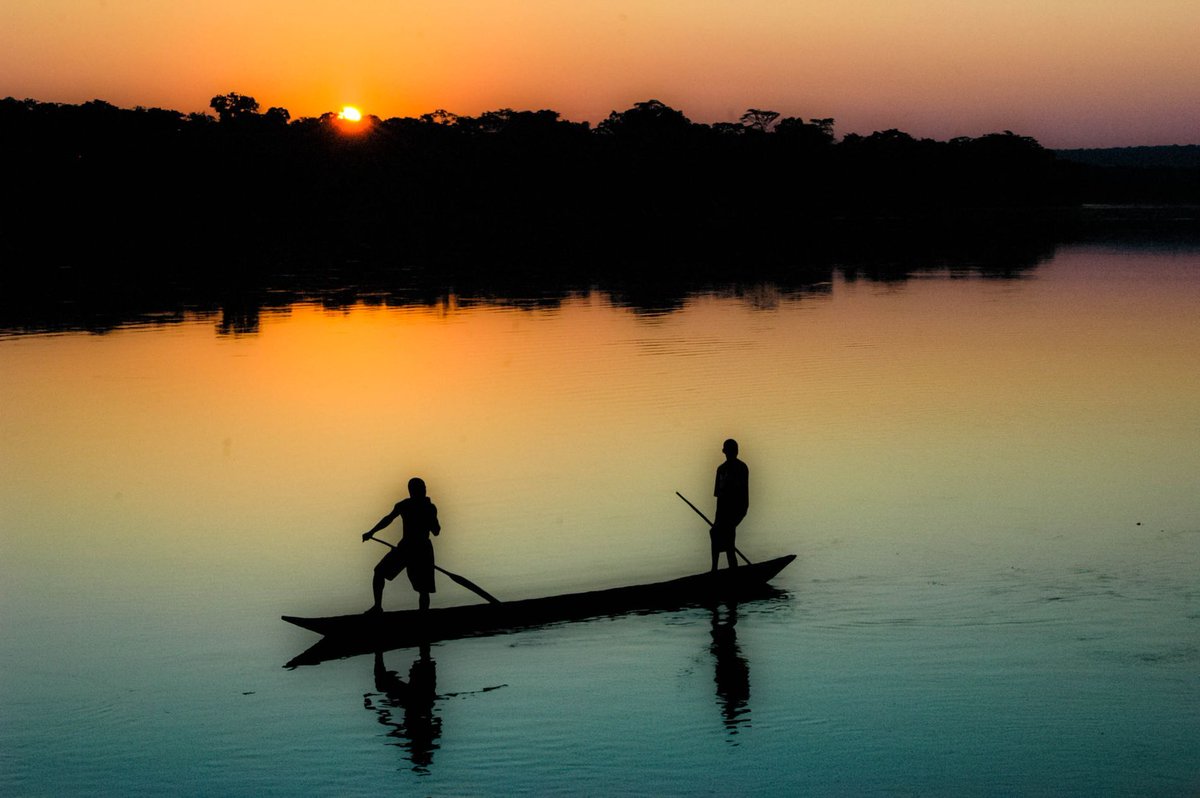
xmin=354 ymin=602 xmax=767 ymax=770
xmin=709 ymin=602 xmax=752 ymax=742
xmin=217 ymin=302 xmax=261 ymax=336
xmin=364 ymin=646 xmax=442 ymax=773
xmin=3 ymin=234 xmax=1199 ymax=794
xmin=0 ymin=223 xmax=1076 ymax=337
xmin=9 ymin=205 xmax=1200 ymax=337
xmin=362 ymin=646 xmax=508 ymax=774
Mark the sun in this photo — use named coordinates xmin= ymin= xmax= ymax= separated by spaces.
xmin=338 ymin=106 xmax=362 ymax=122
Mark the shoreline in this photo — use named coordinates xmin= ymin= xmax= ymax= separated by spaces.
xmin=2 ymin=208 xmax=1196 ymax=337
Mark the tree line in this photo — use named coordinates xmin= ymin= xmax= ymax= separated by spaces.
xmin=0 ymin=92 xmax=1191 ymax=310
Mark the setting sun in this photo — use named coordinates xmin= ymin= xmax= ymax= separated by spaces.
xmin=338 ymin=105 xmax=362 ymax=122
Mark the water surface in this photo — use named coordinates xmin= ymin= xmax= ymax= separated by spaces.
xmin=2 ymin=244 xmax=1198 ymax=795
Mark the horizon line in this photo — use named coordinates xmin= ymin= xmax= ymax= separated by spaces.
xmin=6 ymin=92 xmax=1200 ymax=152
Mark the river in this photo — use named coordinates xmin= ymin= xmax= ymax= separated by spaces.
xmin=2 ymin=240 xmax=1198 ymax=795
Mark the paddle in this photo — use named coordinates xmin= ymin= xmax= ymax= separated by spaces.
xmin=367 ymin=537 xmax=501 ymax=604
xmin=675 ymin=491 xmax=753 ymax=565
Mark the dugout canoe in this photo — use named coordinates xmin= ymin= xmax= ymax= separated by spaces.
xmin=282 ymin=554 xmax=795 ymax=666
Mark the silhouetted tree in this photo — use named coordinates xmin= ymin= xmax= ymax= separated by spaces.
xmin=471 ymin=108 xmax=564 ymax=136
xmin=132 ymin=106 xmax=187 ymax=133
xmin=740 ymin=108 xmax=779 ymax=133
xmin=861 ymin=129 xmax=919 ymax=148
xmin=81 ymin=99 xmax=119 ymax=114
xmin=775 ymin=116 xmax=835 ymax=147
xmin=210 ymin=92 xmax=260 ymax=122
xmin=419 ymin=109 xmax=459 ymax=126
xmin=711 ymin=122 xmax=744 ymax=136
xmin=810 ymin=118 xmax=835 ymax=139
xmin=596 ymin=99 xmax=691 ymax=139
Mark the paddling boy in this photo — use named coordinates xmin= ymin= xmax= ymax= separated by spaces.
xmin=711 ymin=439 xmax=749 ymax=571
xmin=362 ymin=477 xmax=441 ymax=612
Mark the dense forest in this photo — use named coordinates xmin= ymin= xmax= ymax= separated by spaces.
xmin=1 ymin=94 xmax=1196 ymax=330
xmin=1053 ymin=144 xmax=1200 ymax=205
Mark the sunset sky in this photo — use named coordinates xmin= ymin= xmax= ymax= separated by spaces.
xmin=3 ymin=0 xmax=1197 ymax=148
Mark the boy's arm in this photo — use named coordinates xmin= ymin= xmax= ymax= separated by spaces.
xmin=362 ymin=505 xmax=401 ymax=541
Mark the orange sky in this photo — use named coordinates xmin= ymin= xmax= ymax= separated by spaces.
xmin=3 ymin=0 xmax=1198 ymax=148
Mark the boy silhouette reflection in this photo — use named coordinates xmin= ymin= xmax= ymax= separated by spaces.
xmin=710 ymin=603 xmax=751 ymax=739
xmin=711 ymin=439 xmax=749 ymax=571
xmin=367 ymin=646 xmax=441 ymax=772
xmin=362 ymin=477 xmax=441 ymax=612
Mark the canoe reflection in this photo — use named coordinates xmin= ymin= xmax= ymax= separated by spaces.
xmin=364 ymin=646 xmax=441 ymax=773
xmin=709 ymin=603 xmax=751 ymax=741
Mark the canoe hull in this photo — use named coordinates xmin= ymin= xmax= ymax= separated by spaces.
xmin=283 ymin=554 xmax=795 ymax=666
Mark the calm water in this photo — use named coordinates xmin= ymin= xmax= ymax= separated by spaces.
xmin=2 ymin=244 xmax=1199 ymax=796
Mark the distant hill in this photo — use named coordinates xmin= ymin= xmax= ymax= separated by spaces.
xmin=1055 ymin=145 xmax=1200 ymax=169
